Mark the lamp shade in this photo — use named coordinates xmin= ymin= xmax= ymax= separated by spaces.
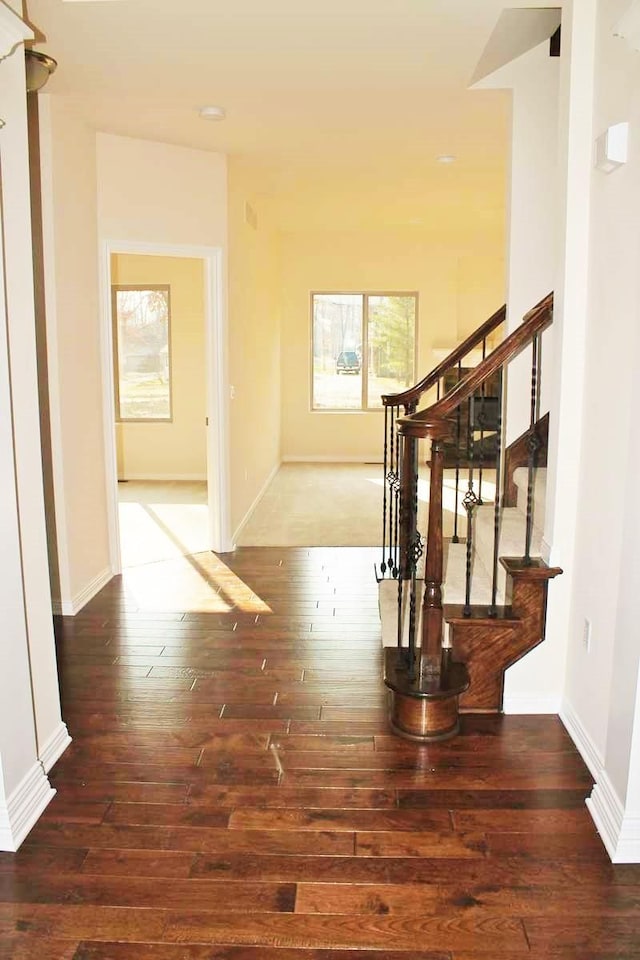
xmin=25 ymin=49 xmax=57 ymax=93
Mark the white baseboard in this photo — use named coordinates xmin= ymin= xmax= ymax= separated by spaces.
xmin=281 ymin=455 xmax=383 ymax=464
xmin=51 ymin=567 xmax=112 ymax=616
xmin=503 ymin=694 xmax=561 ymax=714
xmin=559 ymin=698 xmax=604 ymax=780
xmin=560 ymin=699 xmax=640 ymax=863
xmin=232 ymin=461 xmax=281 ymax=546
xmin=39 ymin=721 xmax=72 ymax=773
xmin=0 ymin=762 xmax=55 ymax=852
xmin=118 ymin=473 xmax=207 ymax=481
xmin=588 ymin=770 xmax=640 ymax=863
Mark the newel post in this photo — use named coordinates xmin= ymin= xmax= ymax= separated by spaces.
xmin=420 ymin=423 xmax=450 ymax=682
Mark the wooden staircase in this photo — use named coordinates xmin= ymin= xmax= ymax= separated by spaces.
xmin=379 ymin=294 xmax=561 ymax=741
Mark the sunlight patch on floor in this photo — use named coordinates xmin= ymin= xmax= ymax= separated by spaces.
xmin=121 ymin=551 xmax=273 ymax=615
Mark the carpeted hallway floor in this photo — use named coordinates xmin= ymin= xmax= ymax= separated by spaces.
xmin=236 ymin=463 xmax=386 ymax=547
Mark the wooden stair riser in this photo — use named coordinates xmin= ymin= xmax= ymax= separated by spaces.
xmin=446 ymin=561 xmax=561 ymax=713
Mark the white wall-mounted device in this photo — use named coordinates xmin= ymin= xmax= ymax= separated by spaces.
xmin=595 ymin=122 xmax=629 ymax=173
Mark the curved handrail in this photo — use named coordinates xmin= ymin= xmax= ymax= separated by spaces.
xmin=381 ymin=303 xmax=506 ymax=408
xmin=398 ymin=292 xmax=553 ymax=439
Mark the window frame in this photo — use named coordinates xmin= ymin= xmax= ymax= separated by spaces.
xmin=310 ymin=290 xmax=419 ymax=413
xmin=111 ymin=283 xmax=173 ymax=423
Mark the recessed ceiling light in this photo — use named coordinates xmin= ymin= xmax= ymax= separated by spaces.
xmin=198 ymin=106 xmax=226 ymax=121
xmin=437 ymin=154 xmax=457 ymax=164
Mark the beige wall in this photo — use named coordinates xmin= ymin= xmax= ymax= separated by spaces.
xmin=39 ymin=95 xmax=112 ymax=610
xmin=227 ymin=161 xmax=281 ymax=537
xmin=111 ymin=254 xmax=207 ymax=480
xmin=279 ymin=229 xmax=504 ymax=461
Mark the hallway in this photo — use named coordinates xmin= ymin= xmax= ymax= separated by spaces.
xmin=1 ymin=547 xmax=639 ymax=957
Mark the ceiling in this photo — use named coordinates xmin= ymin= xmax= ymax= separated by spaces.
xmin=23 ymin=0 xmax=542 ymax=231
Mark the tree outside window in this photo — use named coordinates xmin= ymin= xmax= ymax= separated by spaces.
xmin=112 ymin=285 xmax=172 ymax=421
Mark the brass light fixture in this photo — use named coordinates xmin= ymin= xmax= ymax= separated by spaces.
xmin=25 ymin=48 xmax=57 ymax=93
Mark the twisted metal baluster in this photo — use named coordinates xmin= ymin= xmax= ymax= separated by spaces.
xmin=463 ymin=395 xmax=479 ymax=617
xmin=386 ymin=406 xmax=398 ymax=576
xmin=452 ymin=361 xmax=462 ymax=543
xmin=489 ymin=368 xmax=504 ymax=617
xmin=393 ymin=410 xmax=401 ymax=577
xmin=524 ymin=337 xmax=540 ymax=564
xmin=396 ymin=574 xmax=405 ymax=661
xmin=477 ymin=337 xmax=487 ymax=504
xmin=381 ymin=405 xmax=389 ymax=575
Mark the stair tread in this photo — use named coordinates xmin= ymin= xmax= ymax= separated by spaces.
xmin=443 ymin=602 xmax=518 ymax=625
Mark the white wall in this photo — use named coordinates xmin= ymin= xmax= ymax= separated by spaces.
xmin=476 ymin=41 xmax=560 ymax=447
xmin=557 ymin=0 xmax=640 ymax=861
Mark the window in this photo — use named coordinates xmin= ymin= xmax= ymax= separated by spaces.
xmin=112 ymin=285 xmax=172 ymax=421
xmin=312 ymin=292 xmax=417 ymax=410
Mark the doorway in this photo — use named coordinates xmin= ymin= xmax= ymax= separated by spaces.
xmin=100 ymin=241 xmax=231 ymax=575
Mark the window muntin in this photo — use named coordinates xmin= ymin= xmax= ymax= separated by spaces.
xmin=311 ymin=292 xmax=417 ymax=411
xmin=112 ymin=285 xmax=172 ymax=421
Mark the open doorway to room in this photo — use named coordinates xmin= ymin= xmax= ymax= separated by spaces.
xmin=101 ymin=243 xmax=231 ymax=575
xmin=111 ymin=253 xmax=208 ymax=568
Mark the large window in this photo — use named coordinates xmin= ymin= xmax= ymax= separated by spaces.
xmin=312 ymin=292 xmax=417 ymax=410
xmin=112 ymin=285 xmax=172 ymax=421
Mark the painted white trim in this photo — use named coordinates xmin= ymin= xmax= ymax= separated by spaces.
xmin=282 ymin=455 xmax=383 ymax=464
xmin=99 ymin=241 xmax=232 ymax=569
xmin=232 ymin=460 xmax=280 ymax=546
xmin=38 ymin=721 xmax=71 ymax=773
xmin=502 ymin=694 xmax=561 ymax=715
xmin=561 ymin=700 xmax=640 ymax=863
xmin=118 ymin=473 xmax=207 ymax=482
xmin=587 ymin=770 xmax=640 ymax=863
xmin=204 ymin=246 xmax=232 ymax=552
xmin=0 ymin=4 xmax=33 ymax=61
xmin=52 ymin=566 xmax=112 ymax=616
xmin=560 ymin=698 xmax=605 ymax=780
xmin=0 ymin=762 xmax=54 ymax=852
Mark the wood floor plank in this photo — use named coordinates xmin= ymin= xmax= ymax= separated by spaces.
xmin=73 ymin=946 xmax=452 ymax=960
xmin=0 ymin=935 xmax=79 ymax=959
xmin=160 ymin=912 xmax=529 ymax=951
xmin=6 ymin=546 xmax=634 ymax=959
xmin=0 ymin=872 xmax=296 ymax=912
xmin=24 ymin=822 xmax=355 ymax=856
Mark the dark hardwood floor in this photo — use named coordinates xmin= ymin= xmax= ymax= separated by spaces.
xmin=2 ymin=546 xmax=640 ymax=958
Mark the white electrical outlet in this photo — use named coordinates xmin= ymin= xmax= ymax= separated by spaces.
xmin=583 ymin=618 xmax=592 ymax=653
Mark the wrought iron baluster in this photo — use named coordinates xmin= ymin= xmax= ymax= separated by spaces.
xmin=524 ymin=336 xmax=540 ymax=564
xmin=381 ymin=405 xmax=389 ymax=575
xmin=463 ymin=395 xmax=478 ymax=617
xmin=396 ymin=575 xmax=405 ymax=659
xmin=393 ymin=409 xmax=401 ymax=577
xmin=452 ymin=361 xmax=462 ymax=543
xmin=407 ymin=469 xmax=423 ymax=685
xmin=478 ymin=337 xmax=487 ymax=504
xmin=386 ymin=405 xmax=396 ymax=575
xmin=489 ymin=368 xmax=504 ymax=617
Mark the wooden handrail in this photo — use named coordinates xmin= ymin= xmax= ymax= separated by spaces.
xmin=381 ymin=303 xmax=506 ymax=408
xmin=398 ymin=292 xmax=553 ymax=438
